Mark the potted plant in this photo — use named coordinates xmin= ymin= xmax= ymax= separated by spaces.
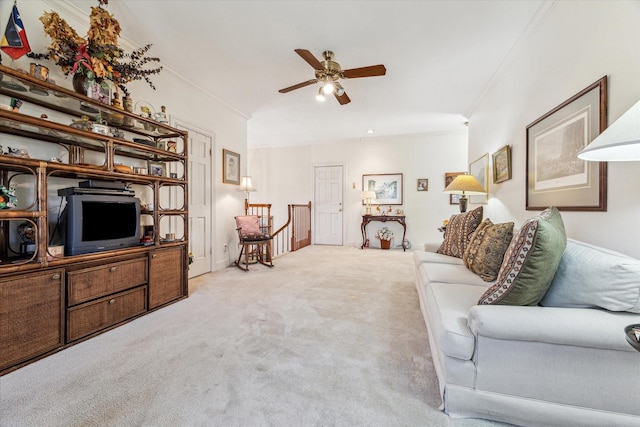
xmin=376 ymin=227 xmax=394 ymax=249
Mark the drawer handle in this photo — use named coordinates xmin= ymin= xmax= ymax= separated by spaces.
xmin=110 ymin=267 xmax=117 ymax=272
xmin=51 ymin=273 xmax=61 ymax=280
xmin=109 ymin=299 xmax=116 ymax=304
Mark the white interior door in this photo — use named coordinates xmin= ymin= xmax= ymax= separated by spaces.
xmin=176 ymin=122 xmax=213 ymax=278
xmin=314 ymin=165 xmax=343 ymax=245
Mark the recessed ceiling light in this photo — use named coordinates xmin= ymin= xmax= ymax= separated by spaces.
xmin=367 ymin=129 xmax=375 ymax=134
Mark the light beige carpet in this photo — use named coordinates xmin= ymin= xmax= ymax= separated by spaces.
xmin=0 ymin=245 xmax=502 ymax=426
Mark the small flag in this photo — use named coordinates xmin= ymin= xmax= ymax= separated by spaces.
xmin=1 ymin=4 xmax=31 ymax=60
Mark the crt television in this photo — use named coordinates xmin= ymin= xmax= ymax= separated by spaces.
xmin=62 ymin=194 xmax=141 ymax=256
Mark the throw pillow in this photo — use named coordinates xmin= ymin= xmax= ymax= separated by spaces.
xmin=463 ymin=219 xmax=514 ymax=282
xmin=437 ymin=206 xmax=483 ymax=258
xmin=235 ymin=215 xmax=262 ymax=236
xmin=478 ymin=207 xmax=566 ymax=306
xmin=540 ymin=239 xmax=640 ymax=313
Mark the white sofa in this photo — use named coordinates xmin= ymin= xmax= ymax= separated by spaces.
xmin=414 ymin=239 xmax=640 ymax=426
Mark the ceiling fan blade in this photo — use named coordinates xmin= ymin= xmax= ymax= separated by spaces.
xmin=334 ymin=91 xmax=351 ymax=105
xmin=278 ymin=79 xmax=318 ymax=93
xmin=342 ymin=64 xmax=387 ymax=79
xmin=295 ymin=49 xmax=324 ymax=70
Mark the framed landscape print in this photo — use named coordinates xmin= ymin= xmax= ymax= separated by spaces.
xmin=362 ymin=173 xmax=403 ymax=205
xmin=492 ymin=145 xmax=512 ymax=184
xmin=469 ymin=154 xmax=489 ymax=204
xmin=526 ymin=76 xmax=607 ymax=211
xmin=222 ymin=149 xmax=240 ymax=185
xmin=444 ymin=172 xmax=465 ymax=205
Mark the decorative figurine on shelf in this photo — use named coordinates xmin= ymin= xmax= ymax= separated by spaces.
xmin=0 ymin=186 xmax=18 ymax=209
xmin=155 ymin=105 xmax=168 ymax=124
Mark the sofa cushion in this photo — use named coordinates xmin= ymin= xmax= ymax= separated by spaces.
xmin=463 ymin=219 xmax=514 ymax=282
xmin=540 ymin=239 xmax=640 ymax=313
xmin=413 ymin=250 xmax=464 ymax=266
xmin=437 ymin=206 xmax=483 ymax=258
xmin=419 ymin=262 xmax=493 ymax=287
xmin=425 ymin=282 xmax=487 ymax=360
xmin=478 ymin=207 xmax=566 ymax=306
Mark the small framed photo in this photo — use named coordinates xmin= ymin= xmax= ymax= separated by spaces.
xmin=170 ymin=172 xmax=178 ymax=179
xmin=223 ymin=149 xmax=240 ymax=185
xmin=492 ymin=145 xmax=512 ymax=184
xmin=148 ymin=161 xmax=166 ymax=177
xmin=445 ymin=172 xmax=465 ymax=205
xmin=87 ymin=81 xmax=111 ymax=105
xmin=157 ymin=141 xmax=166 ymax=151
xmin=417 ymin=178 xmax=428 ymax=191
xmin=167 ymin=141 xmax=177 ymax=153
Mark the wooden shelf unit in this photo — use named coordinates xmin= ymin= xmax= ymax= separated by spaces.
xmin=0 ymin=65 xmax=189 ymax=375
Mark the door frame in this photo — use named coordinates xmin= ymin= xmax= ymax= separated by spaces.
xmin=173 ymin=118 xmax=215 ymax=277
xmin=312 ymin=162 xmax=346 ymax=245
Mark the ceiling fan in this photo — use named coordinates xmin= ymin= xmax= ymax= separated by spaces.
xmin=278 ymin=49 xmax=386 ymax=105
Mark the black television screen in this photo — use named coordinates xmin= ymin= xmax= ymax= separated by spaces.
xmin=63 ymin=194 xmax=141 ymax=256
xmin=82 ymin=201 xmax=138 ymax=241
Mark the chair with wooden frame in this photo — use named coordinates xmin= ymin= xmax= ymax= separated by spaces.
xmin=234 ymin=215 xmax=274 ymax=271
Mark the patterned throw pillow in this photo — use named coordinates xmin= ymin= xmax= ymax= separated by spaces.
xmin=478 ymin=207 xmax=566 ymax=306
xmin=463 ymin=219 xmax=514 ymax=282
xmin=235 ymin=215 xmax=262 ymax=236
xmin=437 ymin=206 xmax=483 ymax=258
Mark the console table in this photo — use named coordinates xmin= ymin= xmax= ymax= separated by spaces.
xmin=361 ymin=215 xmax=407 ymax=251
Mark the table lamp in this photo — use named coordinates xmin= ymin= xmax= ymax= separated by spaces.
xmin=237 ymin=176 xmax=257 ymax=204
xmin=362 ymin=190 xmax=377 ymax=215
xmin=443 ymin=174 xmax=486 ymax=213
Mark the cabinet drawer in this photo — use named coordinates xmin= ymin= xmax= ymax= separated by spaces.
xmin=68 ymin=257 xmax=148 ymax=305
xmin=67 ymin=286 xmax=147 ymax=342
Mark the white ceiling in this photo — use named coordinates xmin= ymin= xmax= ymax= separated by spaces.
xmin=66 ymin=0 xmax=546 ymax=148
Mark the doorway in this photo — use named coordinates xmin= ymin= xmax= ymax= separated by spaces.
xmin=313 ymin=165 xmax=343 ymax=245
xmin=175 ymin=121 xmax=213 ymax=278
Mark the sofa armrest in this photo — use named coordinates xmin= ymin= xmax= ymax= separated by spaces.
xmin=468 ymin=305 xmax=640 ymax=352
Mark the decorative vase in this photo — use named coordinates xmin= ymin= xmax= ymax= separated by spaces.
xmin=380 ymin=239 xmax=391 ymax=250
xmin=72 ymin=73 xmax=89 ymax=95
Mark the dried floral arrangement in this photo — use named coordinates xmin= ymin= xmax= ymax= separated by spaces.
xmin=28 ymin=3 xmax=162 ymax=96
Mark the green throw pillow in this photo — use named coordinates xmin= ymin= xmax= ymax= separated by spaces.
xmin=478 ymin=207 xmax=566 ymax=306
xmin=463 ymin=219 xmax=514 ymax=282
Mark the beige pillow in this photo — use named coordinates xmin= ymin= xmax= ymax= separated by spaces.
xmin=463 ymin=219 xmax=514 ymax=281
xmin=437 ymin=206 xmax=483 ymax=258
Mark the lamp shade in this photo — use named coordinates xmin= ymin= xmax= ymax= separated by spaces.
xmin=361 ymin=190 xmax=377 ymax=200
xmin=443 ymin=174 xmax=486 ymax=195
xmin=237 ymin=176 xmax=256 ymax=192
xmin=578 ymin=99 xmax=640 ymax=161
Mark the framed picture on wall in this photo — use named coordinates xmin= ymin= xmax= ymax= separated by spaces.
xmin=492 ymin=145 xmax=512 ymax=184
xmin=526 ymin=76 xmax=607 ymax=211
xmin=417 ymin=178 xmax=428 ymax=191
xmin=444 ymin=172 xmax=465 ymax=205
xmin=469 ymin=154 xmax=489 ymax=204
xmin=362 ymin=173 xmax=403 ymax=205
xmin=222 ymin=149 xmax=240 ymax=185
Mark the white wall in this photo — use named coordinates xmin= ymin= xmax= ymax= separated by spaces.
xmin=468 ymin=1 xmax=640 ymax=257
xmin=1 ymin=0 xmax=248 ymax=271
xmin=248 ymin=131 xmax=468 ymax=249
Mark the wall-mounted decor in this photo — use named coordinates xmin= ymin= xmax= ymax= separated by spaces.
xmin=492 ymin=145 xmax=512 ymax=184
xmin=148 ymin=160 xmax=166 ymax=177
xmin=222 ymin=149 xmax=240 ymax=185
xmin=469 ymin=153 xmax=489 ymax=204
xmin=526 ymin=76 xmax=607 ymax=211
xmin=417 ymin=178 xmax=428 ymax=191
xmin=363 ymin=173 xmax=403 ymax=205
xmin=444 ymin=172 xmax=465 ymax=205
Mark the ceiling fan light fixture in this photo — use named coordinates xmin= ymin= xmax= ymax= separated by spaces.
xmin=335 ymin=82 xmax=345 ymax=96
xmin=316 ymin=87 xmax=326 ymax=102
xmin=322 ymin=80 xmax=335 ymax=95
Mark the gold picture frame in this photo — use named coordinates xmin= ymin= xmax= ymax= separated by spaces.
xmin=492 ymin=145 xmax=512 ymax=184
xmin=222 ymin=149 xmax=240 ymax=185
xmin=444 ymin=172 xmax=465 ymax=205
xmin=469 ymin=153 xmax=489 ymax=204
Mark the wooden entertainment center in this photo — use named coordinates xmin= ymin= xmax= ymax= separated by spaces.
xmin=0 ymin=65 xmax=189 ymax=375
